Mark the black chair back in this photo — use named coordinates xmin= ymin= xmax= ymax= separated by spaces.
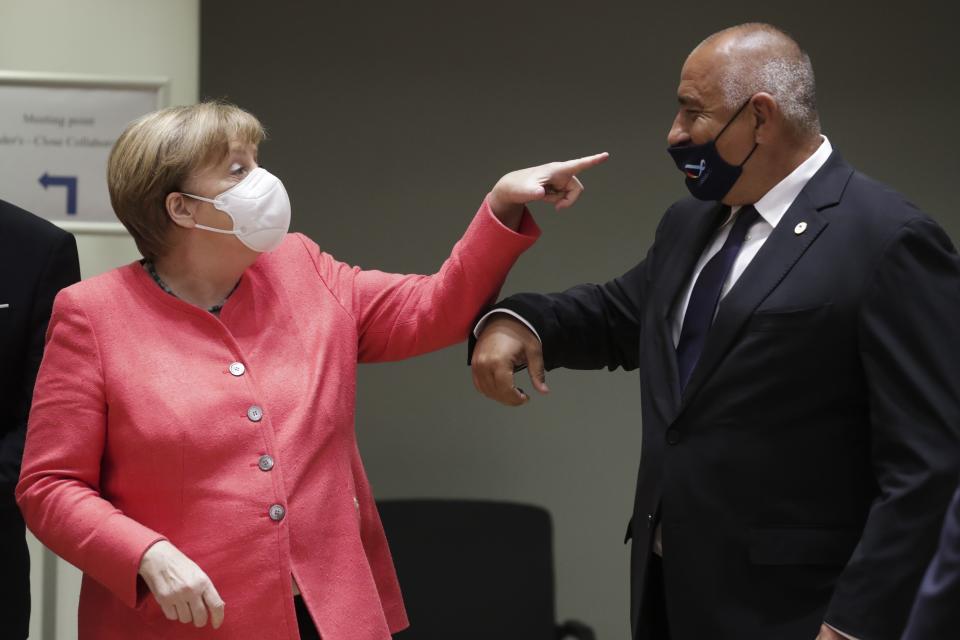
xmin=378 ymin=499 xmax=569 ymax=640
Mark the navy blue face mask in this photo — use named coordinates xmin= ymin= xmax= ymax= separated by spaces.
xmin=667 ymin=98 xmax=758 ymax=201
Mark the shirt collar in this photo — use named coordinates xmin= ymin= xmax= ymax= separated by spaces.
xmin=753 ymin=135 xmax=833 ymax=227
xmin=731 ymin=135 xmax=833 ymax=228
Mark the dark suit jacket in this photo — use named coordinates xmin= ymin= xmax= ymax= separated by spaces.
xmin=0 ymin=199 xmax=80 ymax=501
xmin=901 ymin=482 xmax=960 ymax=640
xmin=0 ymin=198 xmax=79 ymax=638
xmin=473 ymin=152 xmax=960 ymax=640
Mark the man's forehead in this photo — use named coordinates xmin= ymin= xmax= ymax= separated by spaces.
xmin=678 ymin=52 xmax=723 ymax=106
xmin=677 ymin=76 xmax=719 ymax=107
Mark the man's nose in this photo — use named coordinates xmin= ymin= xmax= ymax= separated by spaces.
xmin=668 ymin=114 xmax=689 ymax=147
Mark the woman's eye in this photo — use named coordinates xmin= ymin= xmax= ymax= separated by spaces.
xmin=230 ymin=163 xmax=247 ymax=176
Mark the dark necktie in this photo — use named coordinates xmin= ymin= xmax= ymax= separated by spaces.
xmin=676 ymin=205 xmax=760 ymax=390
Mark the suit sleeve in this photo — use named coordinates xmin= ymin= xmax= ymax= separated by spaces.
xmin=467 ymin=208 xmax=670 ymax=372
xmin=825 ymin=218 xmax=960 ymax=640
xmin=302 ymin=197 xmax=540 ymax=362
xmin=901 ymin=482 xmax=960 ymax=640
xmin=0 ymin=231 xmax=80 ymax=491
xmin=475 ymin=264 xmax=648 ymax=372
xmin=16 ymin=289 xmax=167 ymax=609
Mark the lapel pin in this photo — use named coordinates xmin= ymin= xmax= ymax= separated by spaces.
xmin=794 ymin=222 xmax=808 ymax=235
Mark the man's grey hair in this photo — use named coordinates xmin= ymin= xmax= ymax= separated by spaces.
xmin=710 ymin=24 xmax=821 ymax=137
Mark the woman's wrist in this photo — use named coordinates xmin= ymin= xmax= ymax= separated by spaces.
xmin=138 ymin=539 xmax=171 ymax=576
xmin=487 ymin=191 xmax=525 ymax=231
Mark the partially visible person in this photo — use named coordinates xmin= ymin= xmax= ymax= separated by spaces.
xmin=0 ymin=198 xmax=80 ymax=639
xmin=902 ymin=482 xmax=960 ymax=640
xmin=16 ymin=101 xmax=607 ymax=639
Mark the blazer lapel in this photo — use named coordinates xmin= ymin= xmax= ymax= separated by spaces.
xmin=674 ymin=151 xmax=855 ymax=414
xmin=651 ymin=202 xmax=728 ymax=414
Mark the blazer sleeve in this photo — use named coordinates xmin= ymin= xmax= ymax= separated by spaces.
xmin=302 ymin=197 xmax=540 ymax=362
xmin=474 ymin=263 xmax=648 ymax=372
xmin=1 ymin=231 xmax=79 ymax=490
xmin=467 ymin=207 xmax=670 ymax=372
xmin=901 ymin=482 xmax=960 ymax=640
xmin=16 ymin=289 xmax=167 ymax=609
xmin=825 ymin=217 xmax=960 ymax=639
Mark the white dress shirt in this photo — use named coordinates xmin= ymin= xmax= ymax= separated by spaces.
xmin=474 ymin=136 xmax=859 ymax=639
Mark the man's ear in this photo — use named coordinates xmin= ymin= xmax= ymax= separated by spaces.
xmin=750 ymin=92 xmax=778 ymax=144
xmin=165 ymin=192 xmax=199 ymax=229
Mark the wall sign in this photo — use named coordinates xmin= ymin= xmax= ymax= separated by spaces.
xmin=0 ymin=71 xmax=167 ymax=233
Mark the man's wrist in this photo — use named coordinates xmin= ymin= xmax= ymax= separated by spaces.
xmin=474 ymin=309 xmax=542 ymax=342
xmin=824 ymin=622 xmax=861 ymax=640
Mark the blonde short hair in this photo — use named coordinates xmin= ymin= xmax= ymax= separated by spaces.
xmin=107 ymin=101 xmax=266 ymax=260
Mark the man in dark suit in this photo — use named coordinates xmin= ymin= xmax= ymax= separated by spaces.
xmin=901 ymin=483 xmax=960 ymax=639
xmin=1 ymin=198 xmax=80 ymax=639
xmin=470 ymin=23 xmax=960 ymax=640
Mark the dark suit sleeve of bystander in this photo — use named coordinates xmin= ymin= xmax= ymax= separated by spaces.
xmin=0 ymin=230 xmax=80 ymax=491
xmin=901 ymin=482 xmax=960 ymax=640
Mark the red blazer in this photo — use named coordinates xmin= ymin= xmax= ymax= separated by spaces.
xmin=17 ymin=201 xmax=539 ymax=640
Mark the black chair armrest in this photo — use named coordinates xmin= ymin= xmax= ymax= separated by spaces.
xmin=556 ymin=620 xmax=596 ymax=640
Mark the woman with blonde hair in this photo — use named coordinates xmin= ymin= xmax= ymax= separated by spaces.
xmin=16 ymin=101 xmax=606 ymax=639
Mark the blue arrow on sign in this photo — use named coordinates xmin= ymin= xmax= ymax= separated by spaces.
xmin=39 ymin=173 xmax=78 ymax=215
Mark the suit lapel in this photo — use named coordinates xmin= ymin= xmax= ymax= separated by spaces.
xmin=674 ymin=151 xmax=855 ymax=416
xmin=651 ymin=202 xmax=728 ymax=414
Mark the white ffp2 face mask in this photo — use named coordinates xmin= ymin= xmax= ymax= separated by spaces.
xmin=182 ymin=167 xmax=291 ymax=252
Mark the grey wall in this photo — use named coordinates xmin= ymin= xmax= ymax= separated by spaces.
xmin=201 ymin=2 xmax=959 ymax=637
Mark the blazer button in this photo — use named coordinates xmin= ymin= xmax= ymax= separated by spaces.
xmin=229 ymin=362 xmax=246 ymax=376
xmin=269 ymin=504 xmax=286 ymax=521
xmin=247 ymin=405 xmax=264 ymax=422
xmin=647 ymin=513 xmax=654 ymax=528
xmin=665 ymin=428 xmax=682 ymax=445
xmin=258 ymin=454 xmax=275 ymax=472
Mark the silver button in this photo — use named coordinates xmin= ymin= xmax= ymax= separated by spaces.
xmin=268 ymin=504 xmax=286 ymax=521
xmin=229 ymin=362 xmax=246 ymax=376
xmin=794 ymin=222 xmax=808 ymax=235
xmin=258 ymin=455 xmax=275 ymax=472
xmin=247 ymin=405 xmax=264 ymax=422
